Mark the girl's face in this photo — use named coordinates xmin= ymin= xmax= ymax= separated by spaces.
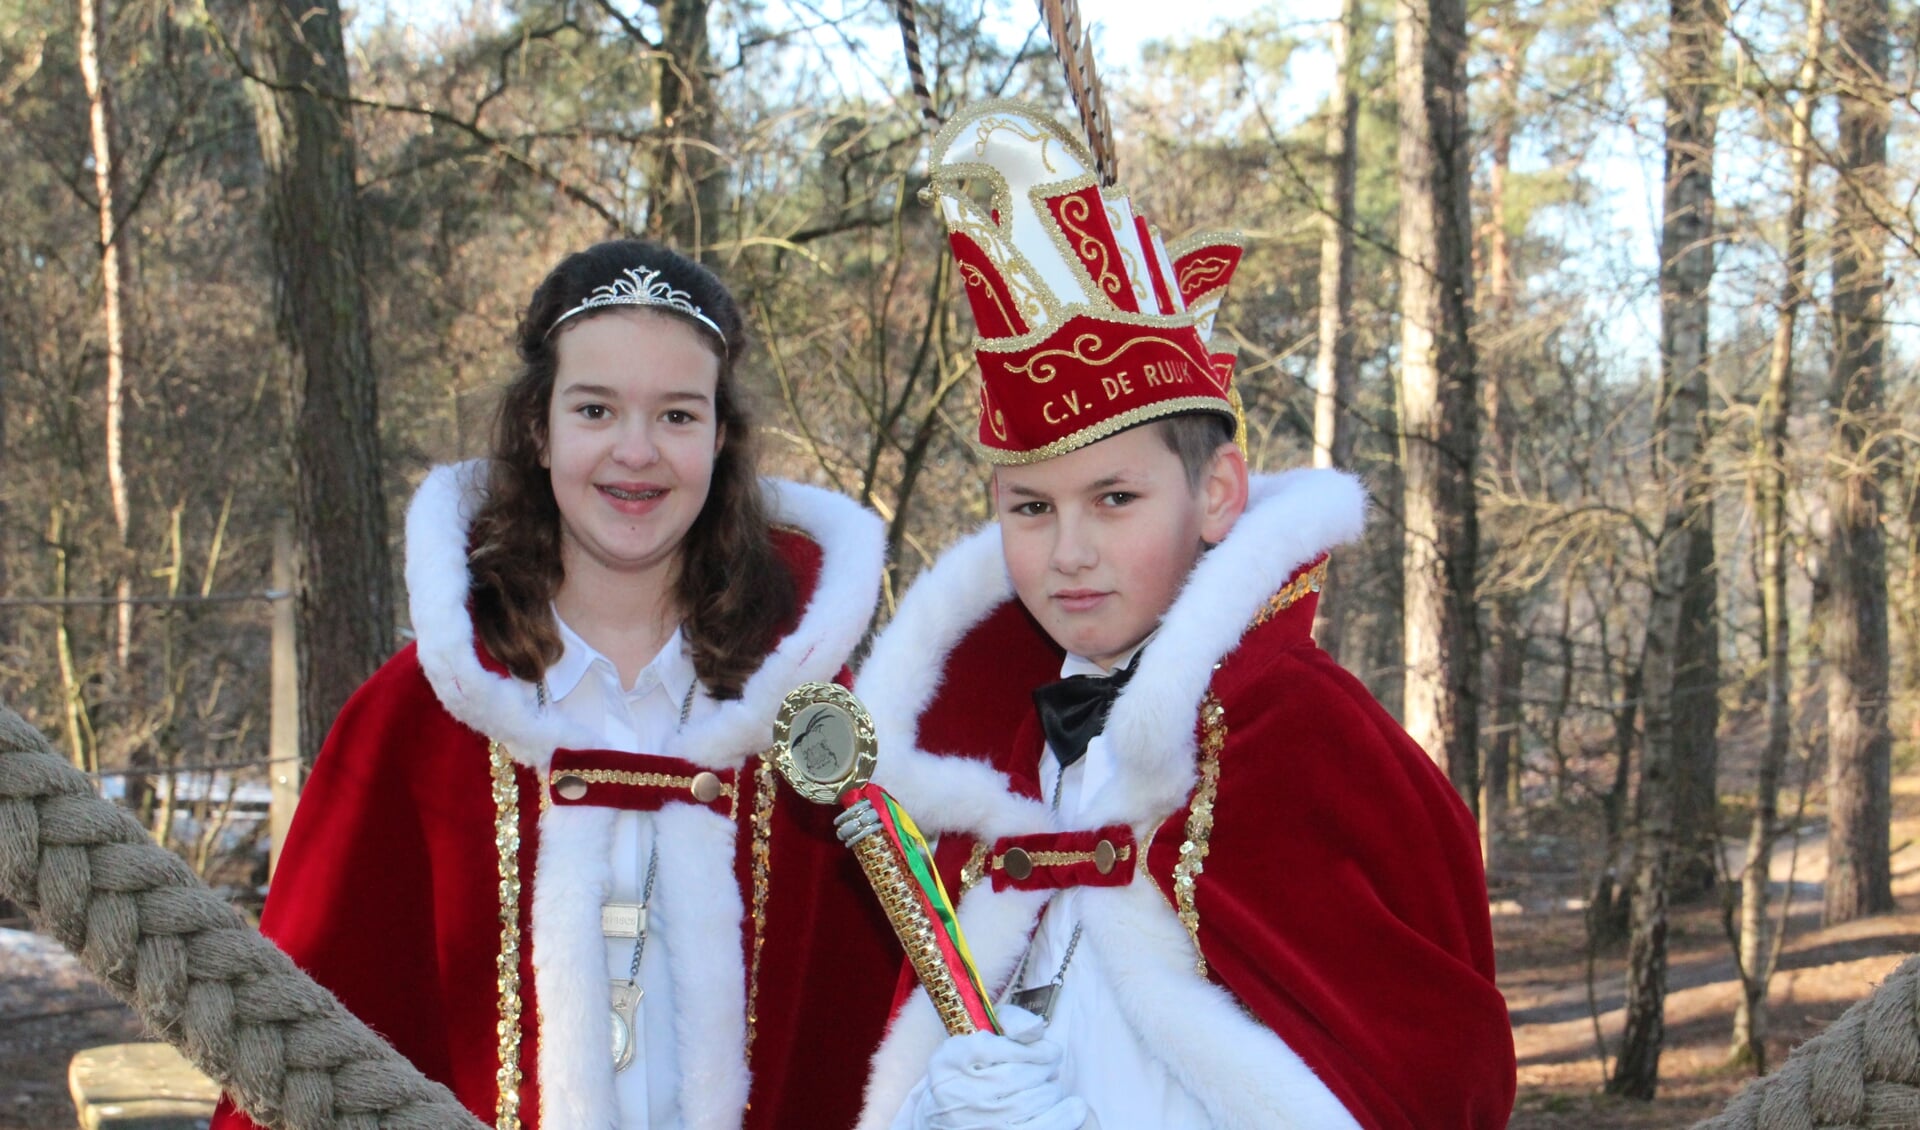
xmin=542 ymin=308 xmax=723 ymax=585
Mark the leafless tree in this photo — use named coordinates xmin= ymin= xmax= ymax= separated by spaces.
xmin=1395 ymin=0 xmax=1483 ymax=809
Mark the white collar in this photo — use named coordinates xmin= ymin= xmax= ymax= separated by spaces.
xmin=546 ymin=613 xmax=694 ymax=704
xmin=405 ymin=460 xmax=887 ymax=772
xmin=1059 ymin=630 xmax=1156 ymax=681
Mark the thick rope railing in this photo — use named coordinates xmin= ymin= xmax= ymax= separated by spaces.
xmin=0 ymin=703 xmax=487 ymax=1130
xmin=1696 ymin=954 xmax=1920 ymax=1128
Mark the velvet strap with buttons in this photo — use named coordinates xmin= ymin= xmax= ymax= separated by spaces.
xmin=546 ymin=749 xmax=736 ymax=816
xmin=988 ymin=826 xmax=1136 ymax=892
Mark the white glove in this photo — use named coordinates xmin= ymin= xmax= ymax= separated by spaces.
xmin=894 ymin=1005 xmax=1089 ymax=1130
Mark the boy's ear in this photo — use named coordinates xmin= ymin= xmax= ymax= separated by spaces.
xmin=1198 ymin=442 xmax=1250 ymax=544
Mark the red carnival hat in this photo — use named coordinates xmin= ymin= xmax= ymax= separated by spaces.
xmin=927 ymin=99 xmax=1245 ymax=464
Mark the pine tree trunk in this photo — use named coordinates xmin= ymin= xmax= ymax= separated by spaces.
xmin=1730 ymin=27 xmax=1820 ymax=1038
xmin=77 ymin=0 xmax=134 ymax=670
xmin=1394 ymin=0 xmax=1481 ymax=811
xmin=1672 ymin=504 xmax=1721 ymax=901
xmin=1480 ymin=8 xmax=1528 ymax=871
xmin=1823 ymin=0 xmax=1894 ymax=925
xmin=1731 ymin=1 xmax=1819 ymax=1055
xmin=1311 ymin=0 xmax=1361 ymax=665
xmin=248 ymin=0 xmax=394 ymax=767
xmin=648 ymin=0 xmax=725 ymax=258
xmin=1610 ymin=0 xmax=1723 ymax=1097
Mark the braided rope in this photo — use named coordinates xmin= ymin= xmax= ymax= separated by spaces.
xmin=1695 ymin=954 xmax=1920 ymax=1129
xmin=0 ymin=703 xmax=488 ymax=1130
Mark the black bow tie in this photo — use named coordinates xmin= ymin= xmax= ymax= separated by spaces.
xmin=1031 ymin=652 xmax=1143 ymax=769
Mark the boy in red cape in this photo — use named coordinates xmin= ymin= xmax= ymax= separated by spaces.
xmin=851 ymin=101 xmax=1515 ymax=1130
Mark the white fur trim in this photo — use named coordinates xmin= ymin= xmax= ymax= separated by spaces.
xmin=855 ymin=468 xmax=1369 ymax=1129
xmin=528 ymin=805 xmax=620 ymax=1129
xmin=860 ymin=878 xmax=1359 ymax=1130
xmin=402 ymin=461 xmax=884 ymax=1128
xmin=857 ymin=522 xmax=1052 ymax=841
xmin=861 ymin=468 xmax=1367 ymax=837
xmin=1082 ymin=884 xmax=1361 ymax=1130
xmin=654 ymin=804 xmax=752 ymax=1129
xmin=1090 ymin=468 xmax=1367 ymax=829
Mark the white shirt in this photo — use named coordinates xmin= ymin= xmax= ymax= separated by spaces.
xmin=541 ymin=614 xmax=713 ymax=1130
xmin=1013 ymin=641 xmax=1215 ymax=1129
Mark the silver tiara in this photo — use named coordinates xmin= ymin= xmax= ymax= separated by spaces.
xmin=545 ymin=266 xmax=727 ymax=345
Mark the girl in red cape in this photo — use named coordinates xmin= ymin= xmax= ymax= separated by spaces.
xmin=212 ymin=240 xmax=896 ymax=1130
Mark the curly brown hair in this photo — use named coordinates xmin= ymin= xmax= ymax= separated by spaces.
xmin=466 ymin=240 xmax=796 ymax=699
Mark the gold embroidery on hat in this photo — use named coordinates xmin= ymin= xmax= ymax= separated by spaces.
xmin=1164 ymin=228 xmax=1248 ymax=263
xmin=1003 ymin=332 xmax=1206 ymax=384
xmin=1105 ymin=200 xmax=1154 ymax=311
xmin=974 ymin=395 xmax=1235 ymax=464
xmin=1176 ymin=255 xmax=1237 ymax=295
xmin=970 ymin=113 xmax=1061 ymax=174
xmin=981 ymin=382 xmax=1011 ymax=442
xmin=1056 ymin=193 xmax=1126 ymax=302
xmin=959 ymin=261 xmax=1022 ymax=338
xmin=941 ymin=184 xmax=1055 ymax=330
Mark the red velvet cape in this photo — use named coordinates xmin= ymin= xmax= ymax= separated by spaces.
xmin=856 ymin=477 xmax=1512 ymax=1128
xmin=212 ymin=531 xmax=897 ymax=1130
xmin=867 ymin=565 xmax=1515 ymax=1128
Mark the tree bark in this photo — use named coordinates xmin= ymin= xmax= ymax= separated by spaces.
xmin=1394 ymin=0 xmax=1481 ymax=811
xmin=647 ymin=0 xmax=726 ymax=258
xmin=1823 ymin=0 xmax=1895 ymax=925
xmin=1610 ymin=0 xmax=1723 ymax=1097
xmin=247 ymin=0 xmax=394 ymax=767
xmin=1731 ymin=1 xmax=1821 ymax=1065
xmin=1672 ymin=500 xmax=1722 ymax=901
xmin=1480 ymin=6 xmax=1529 ymax=871
xmin=1311 ymin=0 xmax=1361 ymax=666
xmin=77 ymin=0 xmax=134 ymax=670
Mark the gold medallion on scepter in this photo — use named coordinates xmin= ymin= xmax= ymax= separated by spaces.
xmin=768 ymin=683 xmax=1001 ymax=1035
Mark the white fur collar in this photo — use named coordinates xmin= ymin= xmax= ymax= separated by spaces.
xmin=405 ymin=460 xmax=887 ymax=771
xmin=855 ymin=467 xmax=1369 ymax=1130
xmin=860 ymin=467 xmax=1367 ymax=838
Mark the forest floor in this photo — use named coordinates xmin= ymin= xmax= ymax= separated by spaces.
xmin=5 ymin=784 xmax=1920 ymax=1128
xmin=1501 ymin=773 xmax=1920 ymax=1127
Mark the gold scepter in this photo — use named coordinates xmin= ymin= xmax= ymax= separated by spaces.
xmin=768 ymin=682 xmax=1001 ymax=1035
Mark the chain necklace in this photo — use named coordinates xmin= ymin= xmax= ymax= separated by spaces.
xmin=609 ymin=843 xmax=660 ymax=1072
xmin=1008 ymin=921 xmax=1084 ymax=1025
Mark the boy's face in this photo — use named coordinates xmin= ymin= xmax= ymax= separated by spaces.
xmin=994 ymin=424 xmax=1247 ymax=670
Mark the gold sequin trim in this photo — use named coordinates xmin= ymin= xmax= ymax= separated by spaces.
xmin=959 ymin=840 xmax=991 ymax=894
xmin=1173 ymin=696 xmax=1226 ymax=978
xmin=488 ymin=742 xmax=525 ymax=1130
xmin=1252 ymin=559 xmax=1328 ymax=628
xmin=744 ymin=756 xmax=777 ymax=1063
xmin=972 ymin=396 xmax=1236 ymax=465
xmin=1163 ymin=228 xmax=1248 ymax=264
